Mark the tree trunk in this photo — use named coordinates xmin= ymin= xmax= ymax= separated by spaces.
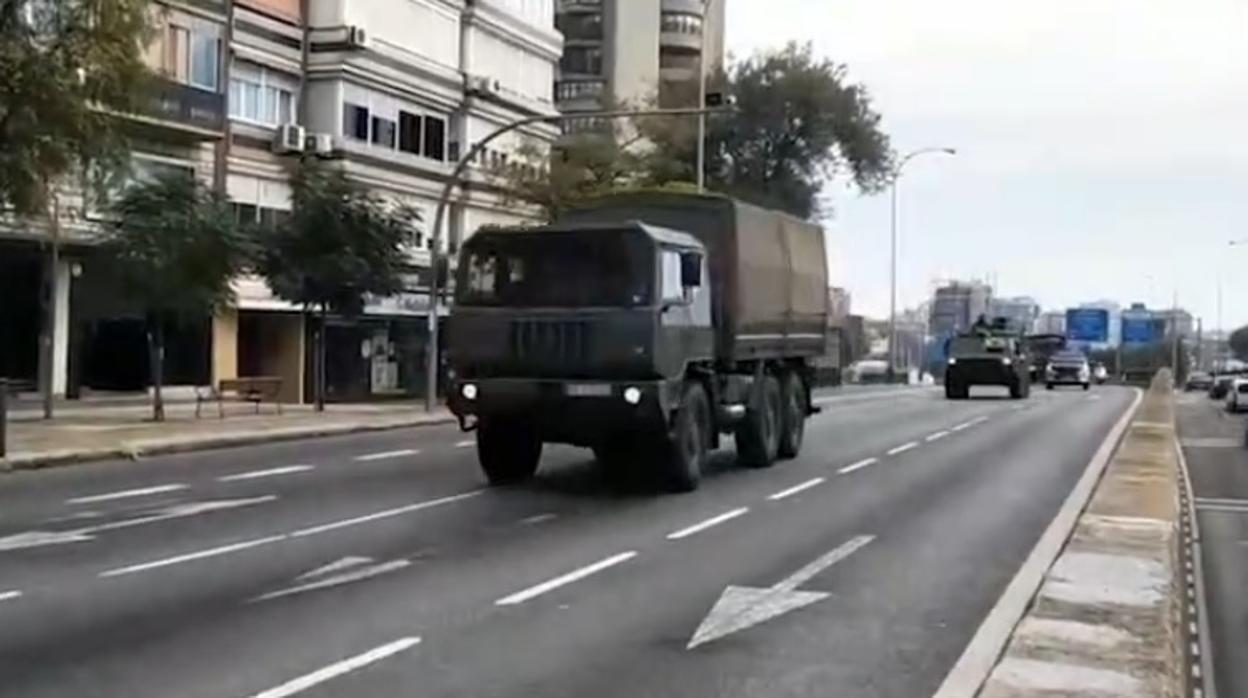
xmin=315 ymin=305 xmax=327 ymax=412
xmin=148 ymin=318 xmax=165 ymax=422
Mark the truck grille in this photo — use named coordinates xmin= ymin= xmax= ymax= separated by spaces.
xmin=510 ymin=319 xmax=591 ymax=368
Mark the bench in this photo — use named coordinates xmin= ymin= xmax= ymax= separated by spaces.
xmin=196 ymin=377 xmax=284 ymax=418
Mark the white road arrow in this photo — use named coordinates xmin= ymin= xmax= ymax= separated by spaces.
xmin=253 ymin=556 xmax=411 ymax=602
xmin=687 ymin=534 xmax=874 ymax=649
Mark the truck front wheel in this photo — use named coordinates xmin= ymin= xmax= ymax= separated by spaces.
xmin=663 ymin=382 xmax=711 ymax=492
xmin=738 ymin=374 xmax=782 ymax=469
xmin=778 ymin=371 xmax=807 ymax=459
xmin=477 ymin=418 xmax=542 ymax=486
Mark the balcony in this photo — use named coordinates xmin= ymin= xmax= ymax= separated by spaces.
xmin=125 ymin=78 xmax=226 ymax=141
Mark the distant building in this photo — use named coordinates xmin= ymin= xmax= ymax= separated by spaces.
xmin=1035 ymin=311 xmax=1066 ymax=336
xmin=929 ymin=281 xmax=993 ymax=340
xmin=828 ymin=286 xmax=852 ymax=324
xmin=988 ymin=296 xmax=1040 ymax=334
xmin=1154 ymin=308 xmax=1196 ymax=338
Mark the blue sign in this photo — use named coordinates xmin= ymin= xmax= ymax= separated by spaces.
xmin=1066 ymin=308 xmax=1109 ymax=342
xmin=1121 ymin=315 xmax=1163 ymax=344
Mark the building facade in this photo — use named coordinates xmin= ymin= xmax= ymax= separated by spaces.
xmin=988 ymin=296 xmax=1040 ymax=334
xmin=1035 ymin=310 xmax=1066 ymax=336
xmin=554 ymin=0 xmax=725 ymax=131
xmin=928 ymin=281 xmax=993 ymax=341
xmin=2 ymin=0 xmax=562 ymax=403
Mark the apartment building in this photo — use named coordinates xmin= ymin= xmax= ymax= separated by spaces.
xmin=1 ymin=0 xmax=562 ymax=403
xmin=554 ymin=0 xmax=725 ymax=132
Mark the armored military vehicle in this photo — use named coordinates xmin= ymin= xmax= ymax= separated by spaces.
xmin=944 ymin=318 xmax=1032 ymax=399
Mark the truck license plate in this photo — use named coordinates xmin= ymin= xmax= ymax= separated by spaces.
xmin=566 ymin=383 xmax=611 ymax=397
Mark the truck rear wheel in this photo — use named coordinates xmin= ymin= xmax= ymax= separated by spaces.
xmin=738 ymin=373 xmax=781 ymax=468
xmin=477 ymin=418 xmax=542 ymax=486
xmin=663 ymin=382 xmax=710 ymax=492
xmin=778 ymin=371 xmax=807 ymax=459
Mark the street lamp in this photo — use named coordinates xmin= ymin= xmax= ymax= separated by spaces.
xmin=887 ymin=147 xmax=956 ymax=382
xmin=696 ymin=0 xmax=712 ymax=191
xmin=423 ymin=105 xmax=734 ymax=411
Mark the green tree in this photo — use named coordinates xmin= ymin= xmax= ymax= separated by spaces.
xmin=640 ymin=42 xmax=892 ymax=219
xmin=258 ymin=162 xmax=420 ymax=410
xmin=1228 ymin=325 xmax=1248 ymax=360
xmin=489 ymin=135 xmax=641 ymax=221
xmin=105 ymin=173 xmax=253 ymax=422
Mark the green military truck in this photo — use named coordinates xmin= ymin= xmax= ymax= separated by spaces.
xmin=446 ymin=192 xmax=828 ymax=492
xmin=944 ymin=321 xmax=1033 ymax=400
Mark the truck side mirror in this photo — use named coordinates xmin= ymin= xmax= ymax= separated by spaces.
xmin=680 ymin=252 xmax=702 ymax=288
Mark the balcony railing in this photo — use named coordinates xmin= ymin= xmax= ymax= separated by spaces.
xmin=137 ymin=78 xmax=226 ymax=136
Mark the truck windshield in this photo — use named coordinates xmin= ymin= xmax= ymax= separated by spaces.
xmin=458 ymin=230 xmax=652 ymax=307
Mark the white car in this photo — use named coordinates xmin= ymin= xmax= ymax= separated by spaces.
xmin=1226 ymin=378 xmax=1248 ymax=412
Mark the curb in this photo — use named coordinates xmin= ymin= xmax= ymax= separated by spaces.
xmin=0 ymin=415 xmax=458 ymax=473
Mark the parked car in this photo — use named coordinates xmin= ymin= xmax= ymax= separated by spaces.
xmin=1210 ymin=374 xmax=1236 ymax=400
xmin=1092 ymin=362 xmax=1109 ymax=384
xmin=1226 ymin=378 xmax=1248 ymax=412
xmin=1186 ymin=371 xmax=1213 ymax=391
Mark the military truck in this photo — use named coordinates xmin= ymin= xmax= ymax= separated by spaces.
xmin=446 ymin=192 xmax=828 ymax=492
xmin=944 ymin=319 xmax=1032 ymax=399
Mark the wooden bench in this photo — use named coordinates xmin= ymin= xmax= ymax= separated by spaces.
xmin=196 ymin=377 xmax=284 ymax=418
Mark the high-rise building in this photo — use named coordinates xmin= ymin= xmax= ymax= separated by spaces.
xmin=929 ymin=281 xmax=993 ymax=341
xmin=988 ymin=296 xmax=1040 ymax=334
xmin=1035 ymin=311 xmax=1066 ymax=336
xmin=554 ymin=0 xmax=726 ymax=132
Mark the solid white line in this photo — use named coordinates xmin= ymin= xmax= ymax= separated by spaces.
xmin=0 ymin=590 xmax=21 ymax=603
xmin=454 ymin=440 xmax=475 ymax=448
xmin=1179 ymin=440 xmax=1219 ymax=698
xmin=837 ymin=457 xmax=878 ymax=475
xmin=290 ymin=490 xmax=483 ymax=537
xmin=496 ymin=551 xmax=638 ymax=606
xmin=886 ymin=441 xmax=919 ymax=456
xmin=667 ymin=507 xmax=751 ymax=540
xmin=768 ymin=477 xmax=826 ymax=501
xmin=932 ymin=387 xmax=1143 ymax=698
xmin=1195 ymin=496 xmax=1248 ymax=507
xmin=100 ymin=535 xmax=286 ymax=578
xmin=249 ymin=637 xmax=421 ymax=698
xmin=926 ymin=430 xmax=951 ymax=442
xmin=353 ymin=449 xmax=419 ymax=462
xmin=218 ymin=465 xmax=315 ymax=482
xmin=67 ymin=484 xmax=187 ymax=505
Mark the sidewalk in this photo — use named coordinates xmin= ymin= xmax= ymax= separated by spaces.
xmin=1 ymin=400 xmax=455 ymax=471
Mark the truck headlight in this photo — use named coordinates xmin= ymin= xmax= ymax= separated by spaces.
xmin=623 ymin=387 xmax=642 ymax=405
xmin=947 ymin=358 xmax=958 ymax=365
xmin=1001 ymin=358 xmax=1012 ymax=366
xmin=460 ymin=383 xmax=478 ymax=401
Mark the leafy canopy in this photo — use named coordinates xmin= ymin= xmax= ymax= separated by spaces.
xmin=0 ymin=0 xmax=152 ymax=216
xmin=259 ymin=162 xmax=420 ymax=315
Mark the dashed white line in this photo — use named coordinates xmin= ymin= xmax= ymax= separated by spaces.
xmin=666 ymin=508 xmax=750 ymax=540
xmin=100 ymin=535 xmax=286 ymax=578
xmin=886 ymin=441 xmax=920 ymax=456
xmin=290 ymin=490 xmax=484 ymax=538
xmin=495 ymin=551 xmax=638 ymax=606
xmin=218 ymin=465 xmax=315 ymax=482
xmin=520 ymin=513 xmax=558 ymax=525
xmin=454 ymin=440 xmax=475 ymax=449
xmin=838 ymin=457 xmax=878 ymax=475
xmin=353 ymin=449 xmax=420 ymax=462
xmin=926 ymin=430 xmax=951 ymax=442
xmin=969 ymin=416 xmax=989 ymax=426
xmin=249 ymin=636 xmax=422 ymax=698
xmin=67 ymin=484 xmax=188 ymax=505
xmin=768 ymin=477 xmax=826 ymax=501
xmin=0 ymin=590 xmax=21 ymax=603
xmin=951 ymin=420 xmax=976 ymax=432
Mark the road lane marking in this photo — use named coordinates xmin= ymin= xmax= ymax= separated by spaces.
xmin=250 ymin=637 xmax=421 ymax=698
xmin=951 ymin=416 xmax=989 ymax=431
xmin=688 ymin=535 xmax=874 ymax=649
xmin=837 ymin=457 xmax=878 ymax=475
xmin=520 ymin=513 xmax=558 ymax=525
xmin=667 ymin=508 xmax=750 ymax=540
xmin=768 ymin=478 xmax=825 ymax=501
xmin=218 ymin=465 xmax=314 ymax=482
xmin=886 ymin=441 xmax=920 ymax=456
xmin=0 ymin=590 xmax=21 ymax=603
xmin=926 ymin=430 xmax=951 ymax=442
xmin=353 ymin=449 xmax=419 ymax=462
xmin=66 ymin=484 xmax=188 ymax=505
xmin=254 ymin=559 xmax=411 ymax=603
xmin=290 ymin=490 xmax=484 ymax=537
xmin=100 ymin=535 xmax=287 ymax=577
xmin=454 ymin=440 xmax=475 ymax=448
xmin=1195 ymin=496 xmax=1248 ymax=508
xmin=496 ymin=551 xmax=638 ymax=605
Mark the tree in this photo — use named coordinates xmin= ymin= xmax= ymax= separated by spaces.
xmin=489 ymin=135 xmax=642 ymax=221
xmin=105 ymin=173 xmax=253 ymax=422
xmin=640 ymin=42 xmax=892 ymax=219
xmin=258 ymin=162 xmax=420 ymax=410
xmin=1229 ymin=325 xmax=1248 ymax=360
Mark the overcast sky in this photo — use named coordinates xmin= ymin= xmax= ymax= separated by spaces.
xmin=725 ymin=0 xmax=1248 ymax=331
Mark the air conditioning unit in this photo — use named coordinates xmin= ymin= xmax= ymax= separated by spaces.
xmin=272 ymin=124 xmax=307 ymax=155
xmin=466 ymin=74 xmax=500 ymax=96
xmin=347 ymin=25 xmax=369 ymax=49
xmin=305 ymin=132 xmax=336 ymax=158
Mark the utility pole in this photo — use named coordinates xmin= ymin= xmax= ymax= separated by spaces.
xmin=695 ymin=0 xmax=710 ymax=192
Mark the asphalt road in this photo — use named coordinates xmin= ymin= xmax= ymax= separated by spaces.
xmin=1175 ymin=389 xmax=1248 ymax=698
xmin=0 ymin=384 xmax=1135 ymax=698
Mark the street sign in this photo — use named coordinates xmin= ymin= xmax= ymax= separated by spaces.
xmin=1066 ymin=308 xmax=1109 ymax=342
xmin=1121 ymin=314 xmax=1162 ymax=344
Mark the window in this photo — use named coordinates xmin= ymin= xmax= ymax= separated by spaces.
xmin=229 ymin=69 xmax=296 ymax=126
xmin=232 ymin=203 xmax=290 ymax=230
xmin=162 ymin=22 xmax=220 ymax=91
xmin=423 ymin=116 xmax=446 ymax=161
xmin=399 ymin=112 xmax=422 ymax=154
xmin=661 ymin=12 xmax=704 ymax=35
xmin=661 ymin=250 xmax=685 ymax=302
xmin=189 ymin=31 xmax=219 ymax=89
xmin=556 ymin=12 xmax=603 ymax=41
xmin=167 ymin=26 xmax=189 ymax=82
xmin=560 ymin=47 xmax=603 ymax=75
xmin=371 ymin=116 xmax=396 ymax=148
xmin=344 ymin=103 xmax=369 ymax=141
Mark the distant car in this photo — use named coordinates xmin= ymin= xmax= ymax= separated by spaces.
xmin=1227 ymin=379 xmax=1248 ymax=412
xmin=1186 ymin=371 xmax=1213 ymax=391
xmin=1045 ymin=351 xmax=1091 ymax=390
xmin=1092 ymin=363 xmax=1109 ymax=384
xmin=1210 ymin=375 xmax=1236 ymax=400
